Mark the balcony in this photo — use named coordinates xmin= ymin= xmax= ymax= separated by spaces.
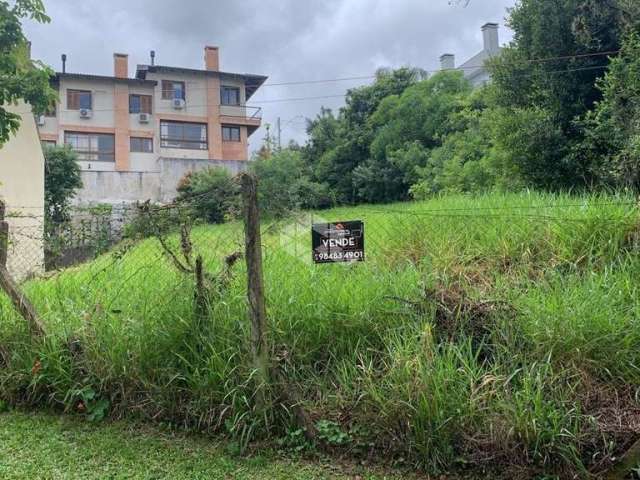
xmin=219 ymin=105 xmax=262 ymax=135
xmin=220 ymin=105 xmax=262 ymax=119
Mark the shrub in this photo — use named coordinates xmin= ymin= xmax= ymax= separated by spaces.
xmin=175 ymin=167 xmax=239 ymax=223
xmin=44 ymin=145 xmax=82 ymax=224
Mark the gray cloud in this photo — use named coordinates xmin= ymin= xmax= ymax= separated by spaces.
xmin=25 ymin=0 xmax=514 ymax=150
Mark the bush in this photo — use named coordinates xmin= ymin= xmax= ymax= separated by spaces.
xmin=250 ymin=149 xmax=333 ymax=217
xmin=44 ymin=145 xmax=82 ymax=224
xmin=175 ymin=167 xmax=239 ymax=224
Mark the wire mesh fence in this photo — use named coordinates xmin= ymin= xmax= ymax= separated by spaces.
xmin=3 ymin=178 xmax=640 ymax=473
xmin=4 ymin=191 xmax=640 ymax=301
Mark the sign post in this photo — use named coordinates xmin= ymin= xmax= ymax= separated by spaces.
xmin=312 ymin=220 xmax=365 ymax=264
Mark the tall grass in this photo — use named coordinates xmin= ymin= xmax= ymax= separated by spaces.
xmin=1 ymin=191 xmax=639 ymax=476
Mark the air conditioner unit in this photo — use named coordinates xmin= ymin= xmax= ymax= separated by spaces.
xmin=79 ymin=108 xmax=93 ymax=119
xmin=138 ymin=112 xmax=150 ymax=124
xmin=36 ymin=115 xmax=46 ymax=126
xmin=172 ymin=98 xmax=185 ymax=110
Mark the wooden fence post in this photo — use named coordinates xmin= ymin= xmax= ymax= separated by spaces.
xmin=240 ymin=173 xmax=270 ymax=404
xmin=0 ymin=202 xmax=7 ymax=269
xmin=0 ymin=201 xmax=44 ymax=337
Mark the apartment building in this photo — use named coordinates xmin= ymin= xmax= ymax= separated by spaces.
xmin=439 ymin=22 xmax=501 ymax=87
xmin=38 ymin=46 xmax=267 ymax=204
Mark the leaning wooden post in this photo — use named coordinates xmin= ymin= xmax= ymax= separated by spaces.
xmin=240 ymin=173 xmax=270 ymax=406
xmin=0 ymin=202 xmax=45 ymax=337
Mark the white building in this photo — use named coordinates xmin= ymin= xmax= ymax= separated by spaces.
xmin=439 ymin=22 xmax=502 ymax=87
xmin=0 ymin=102 xmax=45 ymax=280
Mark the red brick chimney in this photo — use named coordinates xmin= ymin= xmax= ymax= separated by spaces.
xmin=204 ymin=46 xmax=219 ymax=71
xmin=114 ymin=53 xmax=128 ymax=78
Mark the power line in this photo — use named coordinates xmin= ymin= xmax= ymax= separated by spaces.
xmin=259 ymin=50 xmax=619 ymax=87
xmin=36 ymin=50 xmax=618 ymax=113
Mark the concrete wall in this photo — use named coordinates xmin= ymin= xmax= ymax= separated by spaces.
xmin=76 ymin=170 xmax=161 ymax=204
xmin=75 ymin=157 xmax=248 ymax=205
xmin=0 ymin=102 xmax=45 ymax=281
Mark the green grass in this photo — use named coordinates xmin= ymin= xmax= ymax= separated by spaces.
xmin=0 ymin=411 xmax=398 ymax=479
xmin=2 ymin=191 xmax=640 ymax=478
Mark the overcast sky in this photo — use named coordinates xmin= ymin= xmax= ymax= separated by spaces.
xmin=24 ymin=0 xmax=515 ymax=152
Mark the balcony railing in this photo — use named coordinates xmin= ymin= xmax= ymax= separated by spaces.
xmin=219 ymin=105 xmax=262 ymax=120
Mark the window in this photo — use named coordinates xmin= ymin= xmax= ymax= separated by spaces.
xmin=64 ymin=132 xmax=115 ymax=162
xmin=221 ymin=86 xmax=240 ymax=106
xmin=67 ymin=89 xmax=92 ymax=110
xmin=161 ymin=80 xmax=185 ymax=100
xmin=160 ymin=121 xmax=207 ymax=150
xmin=129 ymin=94 xmax=152 ymax=114
xmin=130 ymin=137 xmax=153 ymax=153
xmin=41 ymin=140 xmax=56 ymax=149
xmin=222 ymin=125 xmax=241 ymax=142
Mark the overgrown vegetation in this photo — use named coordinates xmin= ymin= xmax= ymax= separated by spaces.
xmin=1 ymin=192 xmax=640 ymax=478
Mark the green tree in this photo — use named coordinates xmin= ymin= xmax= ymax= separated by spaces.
xmin=353 ymin=71 xmax=472 ymax=202
xmin=0 ymin=0 xmax=56 ymax=146
xmin=44 ymin=145 xmax=82 ymax=224
xmin=410 ymin=86 xmax=521 ymax=196
xmin=488 ymin=0 xmax=634 ymax=189
xmin=580 ymin=30 xmax=640 ymax=188
xmin=306 ymin=67 xmax=426 ymax=203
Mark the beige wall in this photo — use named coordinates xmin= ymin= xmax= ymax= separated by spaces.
xmin=0 ymin=102 xmax=45 ymax=280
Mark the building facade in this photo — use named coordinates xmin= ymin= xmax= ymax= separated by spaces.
xmin=38 ymin=46 xmax=267 ymax=204
xmin=439 ymin=22 xmax=501 ymax=87
xmin=0 ymin=102 xmax=45 ymax=281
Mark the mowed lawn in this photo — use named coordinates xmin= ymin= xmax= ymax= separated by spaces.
xmin=0 ymin=412 xmax=402 ymax=480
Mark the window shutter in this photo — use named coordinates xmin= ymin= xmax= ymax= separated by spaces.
xmin=161 ymin=81 xmax=171 ymax=99
xmin=67 ymin=90 xmax=78 ymax=110
xmin=141 ymin=95 xmax=152 ymax=114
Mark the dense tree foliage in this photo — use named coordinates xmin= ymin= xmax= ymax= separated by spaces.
xmin=253 ymin=0 xmax=640 ymax=212
xmin=581 ymin=30 xmax=640 ymax=188
xmin=0 ymin=0 xmax=56 ymax=146
xmin=303 ymin=67 xmax=426 ymax=203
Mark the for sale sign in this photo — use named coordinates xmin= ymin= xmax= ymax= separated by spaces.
xmin=312 ymin=221 xmax=364 ymax=264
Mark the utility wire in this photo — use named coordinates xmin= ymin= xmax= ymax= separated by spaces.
xmin=44 ymin=62 xmax=612 ymax=113
xmin=259 ymin=50 xmax=620 ymax=87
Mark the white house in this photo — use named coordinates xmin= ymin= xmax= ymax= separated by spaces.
xmin=440 ymin=22 xmax=502 ymax=87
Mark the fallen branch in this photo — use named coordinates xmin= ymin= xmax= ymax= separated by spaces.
xmin=0 ymin=202 xmax=44 ymax=337
xmin=0 ymin=266 xmax=44 ymax=336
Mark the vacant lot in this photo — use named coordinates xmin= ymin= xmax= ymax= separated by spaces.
xmin=1 ymin=192 xmax=640 ymax=478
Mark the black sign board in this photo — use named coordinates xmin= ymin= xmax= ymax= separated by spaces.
xmin=312 ymin=220 xmax=365 ymax=264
